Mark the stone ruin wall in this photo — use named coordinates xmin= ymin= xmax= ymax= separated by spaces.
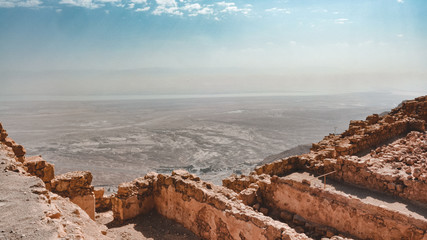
xmin=50 ymin=171 xmax=96 ymax=220
xmin=112 ymin=170 xmax=309 ymax=240
xmin=261 ymin=176 xmax=426 ymax=240
xmin=252 ymin=95 xmax=427 ymax=205
xmin=223 ymin=173 xmax=427 ymax=240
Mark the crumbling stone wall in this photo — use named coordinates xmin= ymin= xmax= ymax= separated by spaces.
xmin=224 ymin=174 xmax=427 ymax=240
xmin=259 ymin=176 xmax=427 ymax=240
xmin=390 ymin=96 xmax=427 ymax=122
xmin=327 ymin=131 xmax=427 ymax=203
xmin=251 ymin=96 xmax=427 ymax=204
xmin=24 ymin=155 xmax=55 ymax=189
xmin=50 ymin=171 xmax=96 ymax=220
xmin=112 ymin=173 xmax=157 ymax=221
xmin=112 ymin=170 xmax=309 ymax=240
xmin=94 ymin=187 xmax=112 ymax=212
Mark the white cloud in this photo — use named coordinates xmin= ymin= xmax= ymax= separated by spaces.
xmin=135 ymin=6 xmax=149 ymax=11
xmin=182 ymin=3 xmax=214 ymax=16
xmin=156 ymin=0 xmax=176 ymax=7
xmin=188 ymin=7 xmax=213 ymax=16
xmin=96 ymin=0 xmax=120 ymax=3
xmin=217 ymin=1 xmax=251 ymax=15
xmin=216 ymin=1 xmax=233 ymax=7
xmin=196 ymin=7 xmax=213 ymax=15
xmin=55 ymin=8 xmax=62 ymax=12
xmin=397 ymin=0 xmax=404 ymax=3
xmin=59 ymin=0 xmax=101 ymax=9
xmin=335 ymin=18 xmax=349 ymax=24
xmin=131 ymin=0 xmax=146 ymax=3
xmin=0 ymin=0 xmax=42 ymax=8
xmin=153 ymin=0 xmax=183 ymax=15
xmin=128 ymin=3 xmax=134 ymax=8
xmin=182 ymin=3 xmax=200 ymax=11
xmin=265 ymin=7 xmax=291 ymax=14
xmin=397 ymin=34 xmax=404 ymax=38
xmin=153 ymin=5 xmax=182 ymax=15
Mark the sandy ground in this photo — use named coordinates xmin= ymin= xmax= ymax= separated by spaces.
xmin=0 ymin=146 xmax=58 ymax=240
xmin=96 ymin=211 xmax=200 ymax=240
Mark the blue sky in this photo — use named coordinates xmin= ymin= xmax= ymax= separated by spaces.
xmin=0 ymin=0 xmax=426 ymax=96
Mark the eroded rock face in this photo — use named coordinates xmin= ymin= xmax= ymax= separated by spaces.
xmin=51 ymin=171 xmax=95 ymax=220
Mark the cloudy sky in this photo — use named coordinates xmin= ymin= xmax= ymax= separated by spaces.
xmin=0 ymin=0 xmax=426 ymax=96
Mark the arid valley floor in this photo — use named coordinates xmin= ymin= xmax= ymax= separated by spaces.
xmin=0 ymin=93 xmax=410 ymax=190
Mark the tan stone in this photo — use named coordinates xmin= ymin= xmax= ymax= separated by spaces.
xmin=70 ymin=194 xmax=95 ymax=220
xmin=50 ymin=171 xmax=95 ymax=220
xmin=24 ymin=156 xmax=55 ymax=183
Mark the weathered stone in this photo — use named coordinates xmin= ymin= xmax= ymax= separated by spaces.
xmin=280 ymin=211 xmax=293 ymax=222
xmin=50 ymin=171 xmax=95 ymax=219
xmin=293 ymin=214 xmax=306 ymax=226
xmin=24 ymin=156 xmax=54 ymax=183
xmin=12 ymin=144 xmax=26 ymax=157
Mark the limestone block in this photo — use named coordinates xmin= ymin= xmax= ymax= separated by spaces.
xmin=24 ymin=155 xmax=55 ymax=183
xmin=71 ymin=194 xmax=96 ymax=220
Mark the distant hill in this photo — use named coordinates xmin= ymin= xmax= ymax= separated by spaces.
xmin=258 ymin=144 xmax=312 ymax=166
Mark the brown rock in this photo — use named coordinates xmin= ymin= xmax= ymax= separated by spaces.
xmin=293 ymin=214 xmax=306 ymax=226
xmin=0 ymin=129 xmax=7 ymax=141
xmin=259 ymin=207 xmax=269 ymax=215
xmin=280 ymin=211 xmax=293 ymax=222
xmin=94 ymin=187 xmax=104 ymax=199
xmin=366 ymin=114 xmax=379 ymax=125
xmin=12 ymin=145 xmax=26 ymax=157
xmin=24 ymin=156 xmax=54 ymax=183
xmin=4 ymin=137 xmax=14 ymax=147
xmin=238 ymin=188 xmax=257 ymax=206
